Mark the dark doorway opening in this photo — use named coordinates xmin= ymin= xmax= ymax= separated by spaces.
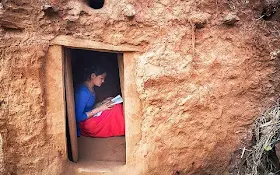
xmin=71 ymin=49 xmax=122 ymax=103
xmin=65 ymin=48 xmax=126 ymax=163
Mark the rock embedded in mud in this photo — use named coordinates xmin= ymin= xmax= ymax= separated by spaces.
xmin=188 ymin=12 xmax=211 ymax=28
xmin=222 ymin=13 xmax=240 ymax=25
xmin=123 ymin=4 xmax=136 ymax=18
xmin=63 ymin=1 xmax=83 ymax=22
xmin=41 ymin=4 xmax=59 ymax=17
xmin=271 ymin=50 xmax=280 ymax=58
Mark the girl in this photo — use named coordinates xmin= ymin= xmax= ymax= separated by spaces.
xmin=74 ymin=66 xmax=125 ymax=137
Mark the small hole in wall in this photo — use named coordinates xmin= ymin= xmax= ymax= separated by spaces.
xmin=88 ymin=0 xmax=105 ymax=9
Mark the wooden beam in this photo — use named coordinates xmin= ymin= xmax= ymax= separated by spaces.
xmin=51 ymin=35 xmax=142 ymax=52
xmin=45 ymin=45 xmax=67 ymax=160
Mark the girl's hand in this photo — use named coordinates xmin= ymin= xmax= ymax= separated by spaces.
xmin=102 ymin=97 xmax=113 ymax=104
xmin=99 ymin=101 xmax=114 ymax=111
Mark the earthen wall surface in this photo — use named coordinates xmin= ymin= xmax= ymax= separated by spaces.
xmin=0 ymin=0 xmax=280 ymax=174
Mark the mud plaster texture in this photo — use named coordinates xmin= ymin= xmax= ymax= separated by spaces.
xmin=0 ymin=0 xmax=280 ymax=175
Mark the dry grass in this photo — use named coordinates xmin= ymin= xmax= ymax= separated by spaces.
xmin=239 ymin=101 xmax=280 ymax=175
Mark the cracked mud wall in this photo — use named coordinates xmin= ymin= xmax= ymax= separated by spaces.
xmin=0 ymin=0 xmax=280 ymax=174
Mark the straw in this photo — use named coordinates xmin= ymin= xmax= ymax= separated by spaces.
xmin=238 ymin=101 xmax=280 ymax=174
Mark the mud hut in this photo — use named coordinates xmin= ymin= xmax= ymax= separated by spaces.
xmin=0 ymin=0 xmax=280 ymax=174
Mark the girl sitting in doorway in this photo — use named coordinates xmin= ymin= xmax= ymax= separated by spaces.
xmin=74 ymin=66 xmax=125 ymax=138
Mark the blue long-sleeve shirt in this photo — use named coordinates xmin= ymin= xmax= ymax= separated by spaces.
xmin=74 ymin=84 xmax=96 ymax=136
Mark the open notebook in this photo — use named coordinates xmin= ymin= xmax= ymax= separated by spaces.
xmin=94 ymin=95 xmax=123 ymax=117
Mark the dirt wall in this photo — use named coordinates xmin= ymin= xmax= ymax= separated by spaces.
xmin=0 ymin=0 xmax=280 ymax=174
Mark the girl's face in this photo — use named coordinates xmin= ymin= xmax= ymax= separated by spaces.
xmin=91 ymin=73 xmax=106 ymax=87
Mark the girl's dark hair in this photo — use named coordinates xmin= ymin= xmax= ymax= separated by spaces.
xmin=83 ymin=65 xmax=106 ymax=81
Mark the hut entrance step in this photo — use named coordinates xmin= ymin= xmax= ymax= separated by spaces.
xmin=78 ymin=136 xmax=126 ymax=162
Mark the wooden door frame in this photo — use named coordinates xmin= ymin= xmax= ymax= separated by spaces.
xmin=46 ymin=36 xmax=142 ymax=165
xmin=64 ymin=48 xmax=78 ymax=162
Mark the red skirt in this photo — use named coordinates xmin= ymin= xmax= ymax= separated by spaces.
xmin=79 ymin=104 xmax=125 ymax=138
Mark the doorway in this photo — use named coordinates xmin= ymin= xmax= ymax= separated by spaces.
xmin=64 ymin=48 xmax=126 ymax=163
xmin=46 ymin=37 xmax=142 ymax=173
